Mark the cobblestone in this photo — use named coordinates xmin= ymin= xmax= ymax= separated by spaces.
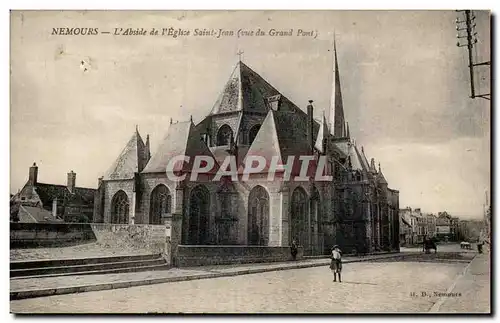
xmin=10 ymin=260 xmax=468 ymax=313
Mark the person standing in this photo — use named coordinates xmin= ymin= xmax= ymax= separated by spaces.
xmin=290 ymin=240 xmax=298 ymax=261
xmin=330 ymin=245 xmax=343 ymax=282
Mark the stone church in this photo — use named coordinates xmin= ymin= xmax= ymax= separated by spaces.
xmin=93 ymin=42 xmax=400 ymax=255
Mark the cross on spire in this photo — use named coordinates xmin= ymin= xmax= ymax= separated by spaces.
xmin=237 ymin=50 xmax=244 ymax=62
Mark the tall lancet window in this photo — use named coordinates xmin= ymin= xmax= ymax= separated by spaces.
xmin=111 ymin=190 xmax=129 ymax=224
xmin=247 ymin=185 xmax=269 ymax=246
xmin=149 ymin=184 xmax=172 ymax=225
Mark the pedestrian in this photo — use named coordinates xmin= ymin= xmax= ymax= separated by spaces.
xmin=477 ymin=240 xmax=484 ymax=254
xmin=330 ymin=245 xmax=343 ymax=282
xmin=290 ymin=240 xmax=298 ymax=261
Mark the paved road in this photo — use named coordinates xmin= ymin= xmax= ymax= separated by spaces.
xmin=11 ymin=260 xmax=469 ymax=313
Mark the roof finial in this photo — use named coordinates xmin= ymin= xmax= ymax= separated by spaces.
xmin=237 ymin=49 xmax=244 ymax=62
xmin=170 ymin=118 xmax=173 ymax=125
xmin=378 ymin=162 xmax=381 ymax=172
xmin=135 ymin=124 xmax=138 ymax=133
xmin=190 ymin=115 xmax=193 ymax=123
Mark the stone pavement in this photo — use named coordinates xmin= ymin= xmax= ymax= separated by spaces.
xmin=10 ymin=259 xmax=470 ymax=313
xmin=11 ymin=252 xmax=403 ymax=300
xmin=430 ymin=252 xmax=490 ymax=313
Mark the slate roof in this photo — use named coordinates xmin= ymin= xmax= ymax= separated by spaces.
xmin=34 ymin=183 xmax=96 ymax=208
xmin=334 ymin=140 xmax=367 ymax=172
xmin=142 ymin=121 xmax=219 ymax=174
xmin=377 ymin=168 xmax=388 ymax=185
xmin=314 ymin=115 xmax=330 ymax=153
xmin=242 ymin=109 xmax=323 ymax=176
xmin=210 ymin=61 xmax=305 ymax=116
xmin=104 ymin=130 xmax=148 ymax=180
xmin=18 ymin=205 xmax=64 ymax=223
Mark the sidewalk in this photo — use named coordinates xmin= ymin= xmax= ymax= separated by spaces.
xmin=429 ymin=253 xmax=490 ymax=313
xmin=11 ymin=252 xmax=403 ymax=300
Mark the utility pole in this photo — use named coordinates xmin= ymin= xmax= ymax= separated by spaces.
xmin=456 ymin=10 xmax=490 ymax=100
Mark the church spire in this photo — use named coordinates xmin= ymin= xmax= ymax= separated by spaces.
xmin=329 ymin=33 xmax=346 ymax=138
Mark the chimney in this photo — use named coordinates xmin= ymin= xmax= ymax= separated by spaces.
xmin=28 ymin=162 xmax=38 ymax=186
xmin=307 ymin=100 xmax=314 ymax=155
xmin=67 ymin=170 xmax=76 ymax=193
xmin=52 ymin=198 xmax=57 ymax=218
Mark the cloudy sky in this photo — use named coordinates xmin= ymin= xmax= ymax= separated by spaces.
xmin=10 ymin=10 xmax=490 ymax=218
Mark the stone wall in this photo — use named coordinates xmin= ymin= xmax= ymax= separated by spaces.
xmin=176 ymin=245 xmax=304 ymax=267
xmin=10 ymin=223 xmax=170 ymax=255
xmin=91 ymin=224 xmax=170 ymax=254
xmin=10 ymin=223 xmax=96 ymax=248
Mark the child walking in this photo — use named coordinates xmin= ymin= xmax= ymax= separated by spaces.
xmin=330 ymin=245 xmax=342 ymax=282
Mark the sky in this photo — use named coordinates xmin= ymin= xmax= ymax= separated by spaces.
xmin=10 ymin=10 xmax=490 ymax=219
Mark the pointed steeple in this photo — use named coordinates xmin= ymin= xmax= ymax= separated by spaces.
xmin=104 ymin=129 xmax=148 ymax=180
xmin=329 ymin=33 xmax=346 ymax=138
xmin=315 ymin=111 xmax=330 ymax=153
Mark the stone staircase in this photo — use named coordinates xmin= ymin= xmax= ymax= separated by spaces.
xmin=10 ymin=253 xmax=169 ymax=279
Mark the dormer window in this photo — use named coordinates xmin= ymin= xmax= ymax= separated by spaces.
xmin=217 ymin=124 xmax=233 ymax=146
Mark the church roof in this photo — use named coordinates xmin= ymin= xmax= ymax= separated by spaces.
xmin=314 ymin=114 xmax=330 ymax=153
xmin=209 ymin=61 xmax=304 ymax=116
xmin=377 ymin=167 xmax=388 ymax=185
xmin=142 ymin=121 xmax=218 ymax=174
xmin=243 ymin=110 xmax=283 ymax=172
xmin=242 ymin=108 xmax=322 ymax=176
xmin=104 ymin=129 xmax=148 ymax=180
xmin=333 ymin=140 xmax=367 ymax=172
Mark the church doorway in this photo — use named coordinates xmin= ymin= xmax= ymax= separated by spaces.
xmin=247 ymin=185 xmax=269 ymax=245
xmin=291 ymin=186 xmax=309 ymax=253
xmin=186 ymin=185 xmax=210 ymax=245
xmin=149 ymin=184 xmax=172 ymax=225
xmin=111 ymin=190 xmax=129 ymax=224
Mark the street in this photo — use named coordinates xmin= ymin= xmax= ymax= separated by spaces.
xmin=11 ymin=259 xmax=471 ymax=313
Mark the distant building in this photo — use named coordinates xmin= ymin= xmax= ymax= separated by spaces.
xmin=425 ymin=213 xmax=437 ymax=238
xmin=435 ymin=217 xmax=451 ymax=239
xmin=399 ymin=207 xmax=413 ymax=245
xmin=12 ymin=163 xmax=96 ymax=223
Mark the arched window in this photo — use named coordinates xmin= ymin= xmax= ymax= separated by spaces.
xmin=111 ymin=190 xmax=129 ymax=224
xmin=216 ymin=124 xmax=233 ymax=146
xmin=291 ymin=186 xmax=308 ymax=250
xmin=248 ymin=124 xmax=261 ymax=145
xmin=149 ymin=184 xmax=172 ymax=225
xmin=247 ymin=185 xmax=269 ymax=246
xmin=184 ymin=185 xmax=210 ymax=245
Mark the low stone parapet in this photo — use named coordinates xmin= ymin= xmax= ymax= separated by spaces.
xmin=176 ymin=245 xmax=304 ymax=267
xmin=10 ymin=223 xmax=96 ymax=248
